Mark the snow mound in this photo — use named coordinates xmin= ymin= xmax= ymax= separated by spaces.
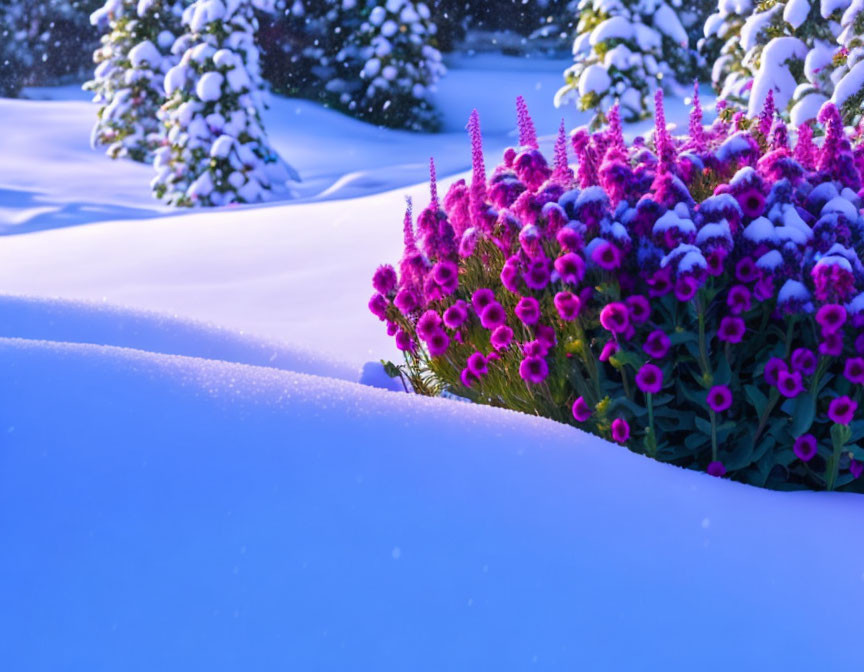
xmin=0 ymin=337 xmax=863 ymax=670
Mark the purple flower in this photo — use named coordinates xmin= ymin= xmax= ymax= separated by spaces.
xmin=816 ymin=303 xmax=847 ymax=335
xmin=591 ymin=241 xmax=623 ymax=270
xmin=523 ymin=258 xmax=551 ymax=290
xmin=554 ymin=291 xmax=582 ymax=321
xmin=735 ymin=257 xmax=758 ymax=283
xmin=372 ymin=265 xmax=398 ymax=295
xmin=626 ymin=295 xmax=651 ymax=324
xmin=594 ymin=336 xmax=618 ymax=361
xmin=535 ymin=325 xmax=557 ymax=348
xmin=519 ymin=356 xmax=549 ymax=384
xmin=674 ymin=275 xmax=700 ymax=302
xmin=515 ymin=296 xmax=541 ymax=325
xmin=523 ymin=339 xmax=549 ymax=358
xmin=460 ymin=368 xmax=478 ymax=388
xmin=844 ymin=357 xmax=864 ymax=384
xmin=466 ymin=352 xmax=488 ymax=377
xmin=500 ymin=256 xmax=521 ymax=293
xmin=793 ymin=434 xmax=818 ymax=462
xmin=727 ymin=285 xmax=751 ymax=315
xmin=417 ymin=309 xmax=443 ymax=338
xmin=635 ymin=363 xmax=664 ymax=394
xmin=599 ymin=302 xmax=630 ymax=334
xmin=432 ymin=261 xmax=459 ymax=293
xmin=819 ymin=332 xmax=844 ymax=357
xmin=736 ymin=188 xmax=765 ymax=218
xmin=369 ymin=293 xmax=388 ymax=321
xmin=776 ymin=370 xmax=804 ymax=398
xmin=491 ymin=325 xmax=514 ymax=350
xmin=718 ymin=316 xmax=745 ymax=343
xmin=610 ymin=418 xmax=630 ymax=443
xmin=707 ymin=461 xmax=727 ymax=477
xmin=472 ymin=288 xmax=496 ymax=312
xmin=443 ymin=301 xmax=469 ymax=329
xmin=426 ymin=328 xmax=450 ymax=357
xmin=763 ymin=357 xmax=788 ymax=386
xmin=791 ymin=348 xmax=817 ymax=375
xmin=707 ymin=385 xmax=733 ymax=412
xmin=394 ymin=289 xmax=419 ymax=314
xmin=572 ymin=396 xmax=591 ymax=422
xmin=828 ymin=395 xmax=857 ymax=425
xmin=554 ymin=252 xmax=586 ymax=285
xmin=395 ymin=329 xmax=415 ymax=352
xmin=557 ymin=226 xmax=583 ymax=251
xmin=480 ymin=302 xmax=507 ymax=330
xmin=851 ymin=459 xmax=864 ymax=480
xmin=643 ymin=330 xmax=671 ymax=359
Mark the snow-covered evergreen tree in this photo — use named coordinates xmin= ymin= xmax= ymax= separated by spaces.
xmin=335 ymin=1 xmax=446 ymax=131
xmin=702 ymin=0 xmax=754 ymax=105
xmin=554 ymin=0 xmax=691 ymax=126
xmin=153 ymin=0 xmax=297 ymax=207
xmin=829 ymin=0 xmax=864 ymax=126
xmin=85 ymin=0 xmax=186 ymax=162
xmin=716 ymin=0 xmax=850 ymax=125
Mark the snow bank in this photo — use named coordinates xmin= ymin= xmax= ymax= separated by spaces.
xmin=1 ymin=337 xmax=863 ymax=670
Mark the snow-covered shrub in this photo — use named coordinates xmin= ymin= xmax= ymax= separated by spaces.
xmin=713 ymin=0 xmax=851 ymax=126
xmin=369 ymin=94 xmax=864 ymax=492
xmin=85 ymin=0 xmax=185 ymax=162
xmin=829 ymin=0 xmax=864 ymax=126
xmin=702 ymin=0 xmax=753 ymax=102
xmin=555 ymin=0 xmax=692 ymax=126
xmin=334 ymin=1 xmax=446 ymax=131
xmin=153 ymin=0 xmax=297 ymax=207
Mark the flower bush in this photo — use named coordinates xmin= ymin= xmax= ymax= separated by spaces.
xmin=369 ymin=91 xmax=864 ymax=492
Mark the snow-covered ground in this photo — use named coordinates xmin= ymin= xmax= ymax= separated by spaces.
xmin=2 ymin=54 xmax=862 ymax=670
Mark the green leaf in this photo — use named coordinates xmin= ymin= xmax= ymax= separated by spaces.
xmin=789 ymin=392 xmax=816 ymax=438
xmin=713 ymin=356 xmax=731 ymax=386
xmin=694 ymin=416 xmax=713 ymax=436
xmin=744 ymin=385 xmax=768 ymax=418
xmin=381 ymin=360 xmax=403 ymax=379
xmin=685 ymin=432 xmax=710 ymax=450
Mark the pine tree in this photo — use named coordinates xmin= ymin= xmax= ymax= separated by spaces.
xmin=153 ymin=0 xmax=297 ymax=207
xmin=731 ymin=0 xmax=849 ymax=125
xmin=702 ymin=0 xmax=754 ymax=106
xmin=336 ymin=0 xmax=446 ymax=131
xmin=554 ymin=0 xmax=691 ymax=126
xmin=829 ymin=0 xmax=864 ymax=126
xmin=85 ymin=0 xmax=186 ymax=162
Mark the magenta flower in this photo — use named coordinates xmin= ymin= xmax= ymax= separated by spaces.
xmin=515 ymin=296 xmax=541 ymax=325
xmin=554 ymin=253 xmax=586 ymax=284
xmin=523 ymin=339 xmax=549 ymax=358
xmin=466 ymin=352 xmax=488 ymax=377
xmin=790 ymin=348 xmax=817 ymax=375
xmin=857 ymin=333 xmax=864 ymax=355
xmin=763 ymin=357 xmax=787 ymax=386
xmin=844 ymin=357 xmax=864 ymax=384
xmin=674 ymin=275 xmax=700 ymax=302
xmin=828 ymin=396 xmax=857 ymax=425
xmin=635 ymin=363 xmax=664 ymax=394
xmin=523 ymin=258 xmax=551 ymax=290
xmin=572 ymin=396 xmax=591 ymax=422
xmin=554 ymin=292 xmax=582 ymax=321
xmin=599 ymin=302 xmax=630 ymax=334
xmin=610 ymin=418 xmax=630 ymax=443
xmin=426 ymin=328 xmax=450 ymax=357
xmin=626 ymin=295 xmax=651 ymax=324
xmin=472 ymin=288 xmax=496 ymax=312
xmin=557 ymin=226 xmax=583 ymax=251
xmin=727 ymin=285 xmax=751 ymax=314
xmin=851 ymin=460 xmax=864 ymax=480
xmin=718 ymin=316 xmax=746 ymax=343
xmin=479 ymin=302 xmax=507 ymax=330
xmin=707 ymin=385 xmax=732 ymax=412
xmin=793 ymin=434 xmax=818 ymax=462
xmin=395 ymin=329 xmax=414 ymax=352
xmin=372 ymin=265 xmax=398 ymax=295
xmin=443 ymin=301 xmax=469 ymax=329
xmin=460 ymin=368 xmax=477 ymax=388
xmin=394 ymin=289 xmax=419 ymax=314
xmin=500 ymin=259 xmax=520 ymax=293
xmin=815 ymin=303 xmax=847 ymax=335
xmin=417 ymin=309 xmax=443 ymax=338
xmin=369 ymin=293 xmax=388 ymax=321
xmin=592 ymin=241 xmax=623 ymax=270
xmin=519 ymin=356 xmax=549 ymax=384
xmin=491 ymin=325 xmax=514 ymax=350
xmin=643 ymin=330 xmax=671 ymax=359
xmin=707 ymin=461 xmax=726 ymax=477
xmin=735 ymin=257 xmax=757 ymax=283
xmin=776 ymin=370 xmax=804 ymax=398
xmin=819 ymin=332 xmax=844 ymax=357
xmin=599 ymin=341 xmax=620 ymax=362
xmin=535 ymin=324 xmax=557 ymax=348
xmin=432 ymin=261 xmax=459 ymax=293
xmin=736 ymin=188 xmax=765 ymax=218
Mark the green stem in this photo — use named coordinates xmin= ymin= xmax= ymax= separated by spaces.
xmin=710 ymin=408 xmax=718 ymax=462
xmin=646 ymin=392 xmax=657 ymax=457
xmin=697 ymin=295 xmax=712 ymax=385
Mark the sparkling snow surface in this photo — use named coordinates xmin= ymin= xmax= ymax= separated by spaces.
xmin=1 ymin=54 xmax=862 ymax=671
